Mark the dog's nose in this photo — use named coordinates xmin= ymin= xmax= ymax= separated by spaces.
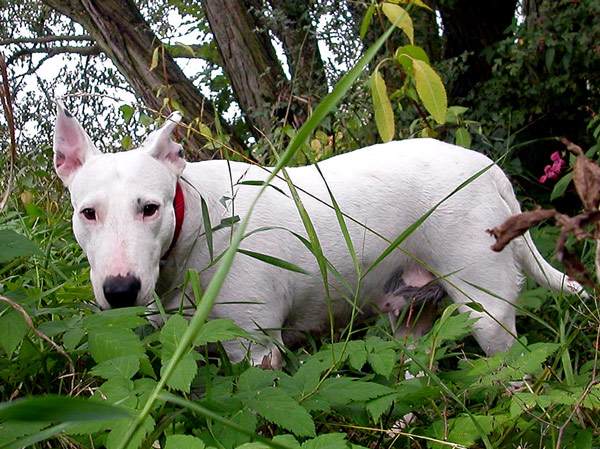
xmin=102 ymin=275 xmax=141 ymax=308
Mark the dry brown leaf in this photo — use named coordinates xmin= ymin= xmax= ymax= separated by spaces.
xmin=560 ymin=138 xmax=600 ymax=212
xmin=488 ymin=208 xmax=557 ymax=252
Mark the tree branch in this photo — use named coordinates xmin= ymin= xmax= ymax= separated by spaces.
xmin=7 ymin=45 xmax=101 ymax=66
xmin=0 ymin=34 xmax=94 ymax=46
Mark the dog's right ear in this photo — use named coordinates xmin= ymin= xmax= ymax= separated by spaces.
xmin=53 ymin=101 xmax=101 ymax=187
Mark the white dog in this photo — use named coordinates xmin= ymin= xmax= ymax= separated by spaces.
xmin=53 ymin=103 xmax=583 ymax=368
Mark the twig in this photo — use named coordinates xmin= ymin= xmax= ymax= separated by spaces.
xmin=0 ymin=34 xmax=94 ymax=45
xmin=0 ymin=51 xmax=16 ymax=213
xmin=0 ymin=295 xmax=75 ymax=382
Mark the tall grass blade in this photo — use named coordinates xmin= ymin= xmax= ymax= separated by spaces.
xmin=115 ymin=15 xmax=403 ymax=449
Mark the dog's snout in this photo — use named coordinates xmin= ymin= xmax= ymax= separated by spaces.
xmin=102 ymin=275 xmax=141 ymax=308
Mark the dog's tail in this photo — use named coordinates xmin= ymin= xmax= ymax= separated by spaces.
xmin=491 ymin=165 xmax=586 ymax=296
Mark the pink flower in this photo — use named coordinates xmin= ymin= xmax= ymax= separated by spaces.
xmin=539 ymin=151 xmax=566 ymax=183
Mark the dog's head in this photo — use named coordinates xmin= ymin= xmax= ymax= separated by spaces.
xmin=53 ymin=102 xmax=186 ymax=310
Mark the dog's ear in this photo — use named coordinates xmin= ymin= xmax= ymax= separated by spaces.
xmin=53 ymin=101 xmax=101 ymax=187
xmin=140 ymin=112 xmax=186 ymax=176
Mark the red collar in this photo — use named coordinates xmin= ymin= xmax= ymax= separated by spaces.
xmin=161 ymin=182 xmax=185 ymax=260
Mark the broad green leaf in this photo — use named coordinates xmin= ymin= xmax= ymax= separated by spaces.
xmin=237 ymin=249 xmax=311 ymax=275
xmin=395 ymin=44 xmax=429 ymax=73
xmin=413 ymin=59 xmax=448 ymax=124
xmin=247 ymin=387 xmax=315 ymax=437
xmin=106 ymin=415 xmax=154 ymax=449
xmin=0 ymin=396 xmax=131 ymax=422
xmin=160 ymin=315 xmax=197 ymax=392
xmin=370 ymin=69 xmax=395 ymax=142
xmin=0 ymin=230 xmax=42 ymax=263
xmin=88 ymin=326 xmax=145 ymax=364
xmin=366 ymin=393 xmax=396 ymax=422
xmin=381 ymin=3 xmax=414 ymax=44
xmin=455 ymin=127 xmax=472 ymax=148
xmin=550 ymin=172 xmax=573 ymax=201
xmin=237 ymin=367 xmax=280 ymax=393
xmin=318 ymin=378 xmax=394 ymax=404
xmin=346 ymin=340 xmax=367 ymax=371
xmin=237 ymin=434 xmax=300 ymax=449
xmin=301 ymin=433 xmax=349 ymax=449
xmin=119 ymin=104 xmax=134 ymax=123
xmin=82 ymin=307 xmax=147 ymax=330
xmin=0 ymin=310 xmax=28 ymax=357
xmin=367 ymin=350 xmax=396 ymax=377
xmin=165 ymin=434 xmax=205 ymax=449
xmin=211 ymin=410 xmax=256 ymax=448
xmin=90 ymin=355 xmax=140 ymax=380
xmin=193 ymin=318 xmax=252 ymax=346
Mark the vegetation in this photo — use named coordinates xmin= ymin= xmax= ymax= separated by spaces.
xmin=1 ymin=0 xmax=600 ymax=448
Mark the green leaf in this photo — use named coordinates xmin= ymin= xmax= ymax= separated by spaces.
xmin=381 ymin=3 xmax=413 ymax=44
xmin=247 ymin=387 xmax=315 ymax=437
xmin=455 ymin=127 xmax=472 ymax=148
xmin=236 ymin=434 xmax=300 ymax=449
xmin=88 ymin=326 xmax=146 ymax=364
xmin=193 ymin=318 xmax=252 ymax=346
xmin=550 ymin=172 xmax=573 ymax=201
xmin=0 ymin=396 xmax=131 ymax=422
xmin=395 ymin=44 xmax=429 ymax=73
xmin=359 ymin=4 xmax=376 ymax=39
xmin=0 ymin=230 xmax=42 ymax=263
xmin=412 ymin=59 xmax=448 ymax=124
xmin=318 ymin=378 xmax=394 ymax=405
xmin=0 ymin=422 xmax=48 ymax=449
xmin=366 ymin=393 xmax=396 ymax=422
xmin=165 ymin=434 xmax=205 ymax=449
xmin=370 ymin=69 xmax=395 ymax=142
xmin=301 ymin=433 xmax=349 ymax=449
xmin=160 ymin=315 xmax=197 ymax=393
xmin=237 ymin=367 xmax=280 ymax=393
xmin=0 ymin=310 xmax=28 ymax=357
xmin=90 ymin=355 xmax=140 ymax=380
xmin=346 ymin=340 xmax=367 ymax=371
xmin=237 ymin=249 xmax=312 ymax=275
xmin=82 ymin=307 xmax=147 ymax=330
xmin=119 ymin=104 xmax=135 ymax=124
xmin=106 ymin=416 xmax=154 ymax=449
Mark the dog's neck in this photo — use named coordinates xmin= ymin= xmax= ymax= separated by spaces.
xmin=161 ymin=181 xmax=185 ymax=260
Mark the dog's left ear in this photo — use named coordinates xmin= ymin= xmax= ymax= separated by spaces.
xmin=54 ymin=101 xmax=102 ymax=187
xmin=141 ymin=112 xmax=186 ymax=176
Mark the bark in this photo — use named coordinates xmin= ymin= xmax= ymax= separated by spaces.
xmin=268 ymin=0 xmax=327 ymax=116
xmin=436 ymin=0 xmax=518 ymax=100
xmin=41 ymin=0 xmax=247 ymax=158
xmin=202 ymin=0 xmax=288 ymax=138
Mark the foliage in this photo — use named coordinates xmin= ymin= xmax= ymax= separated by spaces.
xmin=471 ymin=0 xmax=600 ymax=165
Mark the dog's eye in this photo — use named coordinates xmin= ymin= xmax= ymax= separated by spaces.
xmin=143 ymin=204 xmax=159 ymax=218
xmin=81 ymin=208 xmax=96 ymax=221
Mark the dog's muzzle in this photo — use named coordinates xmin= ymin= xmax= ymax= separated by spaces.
xmin=102 ymin=274 xmax=141 ymax=308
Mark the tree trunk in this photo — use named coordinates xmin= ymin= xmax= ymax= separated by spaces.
xmin=436 ymin=0 xmax=518 ymax=100
xmin=41 ymin=0 xmax=247 ymax=158
xmin=202 ymin=0 xmax=288 ymax=138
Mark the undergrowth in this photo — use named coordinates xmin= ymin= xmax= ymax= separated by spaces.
xmin=1 ymin=190 xmax=599 ymax=449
